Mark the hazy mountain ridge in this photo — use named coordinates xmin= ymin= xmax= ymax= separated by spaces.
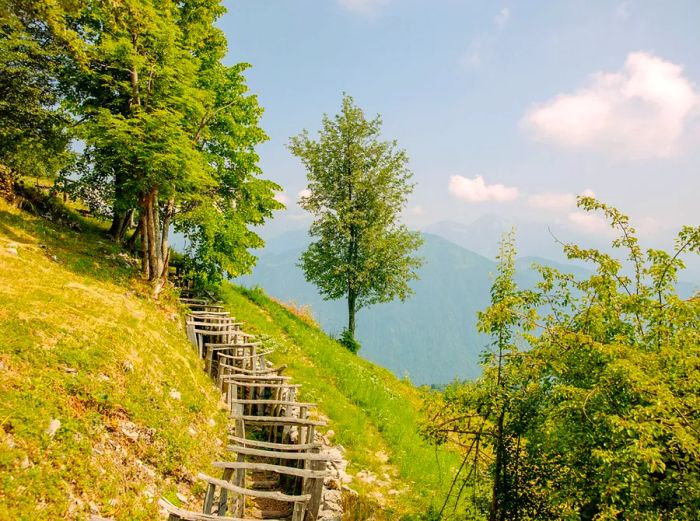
xmin=239 ymin=227 xmax=698 ymax=385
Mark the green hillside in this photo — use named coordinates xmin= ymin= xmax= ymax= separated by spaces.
xmin=0 ymin=196 xmax=458 ymax=519
xmin=216 ymin=284 xmax=461 ymax=517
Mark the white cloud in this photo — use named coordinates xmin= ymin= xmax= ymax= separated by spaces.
xmin=448 ymin=175 xmax=519 ymax=203
xmin=495 ymin=7 xmax=510 ymax=28
xmin=338 ymin=0 xmax=388 ymax=16
xmin=528 ymin=192 xmax=576 ymax=210
xmin=528 ymin=188 xmax=595 ymax=210
xmin=274 ymin=192 xmax=288 ymax=205
xmin=409 ymin=205 xmax=426 ymax=216
xmin=523 ymin=52 xmax=700 ymax=159
xmin=567 ymin=211 xmax=610 ymax=234
xmin=297 ymin=188 xmax=311 ymax=202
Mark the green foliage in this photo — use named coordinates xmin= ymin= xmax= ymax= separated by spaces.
xmin=339 ymin=327 xmax=362 ymax=353
xmin=0 ymin=1 xmax=75 ymax=184
xmin=422 ymin=198 xmax=700 ymax=520
xmin=0 ymin=0 xmax=283 ymax=283
xmin=289 ymin=94 xmax=423 ymax=336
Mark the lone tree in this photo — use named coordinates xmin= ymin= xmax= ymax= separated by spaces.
xmin=289 ymin=95 xmax=423 ymax=351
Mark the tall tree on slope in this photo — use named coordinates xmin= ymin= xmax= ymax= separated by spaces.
xmin=289 ymin=94 xmax=423 ymax=351
xmin=62 ymin=0 xmax=281 ymax=291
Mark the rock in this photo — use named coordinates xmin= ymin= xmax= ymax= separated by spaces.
xmin=324 ymin=477 xmax=340 ymax=489
xmin=169 ymin=389 xmax=181 ymax=400
xmin=121 ymin=360 xmax=134 ymax=373
xmin=321 ymin=489 xmax=342 ymax=515
xmin=46 ymin=418 xmax=61 ymax=438
xmin=375 ymin=450 xmax=389 ymax=463
xmin=176 ymin=492 xmax=188 ymax=503
xmin=356 ymin=469 xmax=376 ymax=484
xmin=6 ymin=247 xmax=17 ymax=255
xmin=120 ymin=422 xmax=140 ymax=442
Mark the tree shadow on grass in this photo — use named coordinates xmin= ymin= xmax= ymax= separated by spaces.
xmin=0 ymin=192 xmax=139 ymax=287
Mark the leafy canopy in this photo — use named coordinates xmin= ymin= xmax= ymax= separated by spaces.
xmin=422 ymin=197 xmax=700 ymax=520
xmin=289 ymin=95 xmax=423 ymax=317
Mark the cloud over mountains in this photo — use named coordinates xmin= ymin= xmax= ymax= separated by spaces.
xmin=524 ymin=52 xmax=699 ymax=159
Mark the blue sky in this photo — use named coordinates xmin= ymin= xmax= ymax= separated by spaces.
xmin=219 ymin=1 xmax=700 ymax=244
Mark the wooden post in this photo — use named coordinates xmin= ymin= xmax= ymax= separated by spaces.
xmin=218 ymin=467 xmax=233 ymax=515
xmin=304 ymin=447 xmax=324 ymax=521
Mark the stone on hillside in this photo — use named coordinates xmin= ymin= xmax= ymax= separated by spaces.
xmin=46 ymin=418 xmax=60 ymax=438
xmin=169 ymin=389 xmax=181 ymax=400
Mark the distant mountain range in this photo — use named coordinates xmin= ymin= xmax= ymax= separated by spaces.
xmin=424 ymin=216 xmax=604 ymax=264
xmin=234 ymin=220 xmax=698 ymax=385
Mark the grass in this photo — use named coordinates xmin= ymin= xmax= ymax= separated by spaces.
xmin=0 ymin=188 xmax=460 ymax=519
xmin=0 ymin=198 xmax=228 ymax=520
xmin=218 ymin=284 xmax=462 ymax=518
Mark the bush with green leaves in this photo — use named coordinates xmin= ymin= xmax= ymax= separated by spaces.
xmin=422 ymin=197 xmax=700 ymax=521
xmin=339 ymin=328 xmax=362 ymax=354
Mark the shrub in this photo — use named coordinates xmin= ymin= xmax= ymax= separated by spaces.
xmin=339 ymin=328 xmax=361 ymax=353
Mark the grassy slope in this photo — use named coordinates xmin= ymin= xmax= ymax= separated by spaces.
xmin=0 ymin=194 xmax=459 ymax=520
xmin=0 ymin=199 xmax=228 ymax=520
xmin=218 ymin=285 xmax=461 ymax=518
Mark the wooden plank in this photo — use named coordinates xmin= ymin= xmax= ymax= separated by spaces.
xmin=218 ymin=364 xmax=283 ymax=375
xmin=229 ymin=399 xmax=315 ymax=407
xmin=225 ymin=374 xmax=291 ymax=381
xmin=197 ymin=473 xmax=311 ymax=503
xmin=223 ymin=382 xmax=301 ymax=389
xmin=227 ymin=445 xmax=339 ymax=461
xmin=158 ymin=498 xmax=272 ymax=521
xmin=227 ymin=435 xmax=321 ymax=451
xmin=211 ymin=461 xmax=329 ymax=479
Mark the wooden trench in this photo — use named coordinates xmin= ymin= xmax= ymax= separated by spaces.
xmin=159 ymin=293 xmax=337 ymax=521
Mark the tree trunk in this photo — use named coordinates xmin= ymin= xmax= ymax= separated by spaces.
xmin=125 ymin=214 xmax=141 ymax=253
xmin=489 ymin=409 xmax=506 ymax=521
xmin=139 ymin=188 xmax=173 ymax=297
xmin=145 ymin=188 xmax=160 ymax=281
xmin=154 ymin=197 xmax=174 ymax=297
xmin=347 ymin=290 xmax=357 ymax=338
xmin=139 ymin=206 xmax=149 ymax=279
xmin=109 ymin=207 xmax=134 ymax=243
